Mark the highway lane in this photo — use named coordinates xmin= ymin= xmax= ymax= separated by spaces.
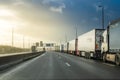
xmin=0 ymin=51 xmax=120 ymax=80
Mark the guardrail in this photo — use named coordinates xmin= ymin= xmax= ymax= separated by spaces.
xmin=0 ymin=51 xmax=45 ymax=71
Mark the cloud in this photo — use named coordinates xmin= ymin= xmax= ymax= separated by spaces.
xmin=42 ymin=0 xmax=63 ymax=5
xmin=0 ymin=0 xmax=71 ymax=43
xmin=41 ymin=0 xmax=66 ymax=14
xmin=50 ymin=3 xmax=65 ymax=14
xmin=13 ymin=0 xmax=25 ymax=6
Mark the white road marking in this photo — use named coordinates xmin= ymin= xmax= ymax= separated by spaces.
xmin=65 ymin=62 xmax=71 ymax=67
xmin=40 ymin=53 xmax=45 ymax=57
xmin=102 ymin=63 xmax=115 ymax=67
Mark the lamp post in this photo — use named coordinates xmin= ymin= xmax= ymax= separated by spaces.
xmin=75 ymin=25 xmax=78 ymax=55
xmin=99 ymin=5 xmax=105 ymax=29
xmin=12 ymin=27 xmax=14 ymax=47
xmin=23 ymin=36 xmax=25 ymax=49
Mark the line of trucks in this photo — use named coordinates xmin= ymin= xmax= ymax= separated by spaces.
xmin=60 ymin=18 xmax=120 ymax=66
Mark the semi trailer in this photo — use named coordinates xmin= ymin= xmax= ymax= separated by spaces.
xmin=77 ymin=29 xmax=104 ymax=59
xmin=68 ymin=39 xmax=75 ymax=54
xmin=102 ymin=18 xmax=120 ymax=65
xmin=66 ymin=29 xmax=104 ymax=59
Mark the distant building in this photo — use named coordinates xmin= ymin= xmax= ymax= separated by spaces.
xmin=36 ymin=42 xmax=39 ymax=47
xmin=40 ymin=41 xmax=43 ymax=47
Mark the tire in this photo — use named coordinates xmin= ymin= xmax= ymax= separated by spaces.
xmin=88 ymin=53 xmax=91 ymax=59
xmin=115 ymin=55 xmax=120 ymax=66
xmin=103 ymin=53 xmax=106 ymax=62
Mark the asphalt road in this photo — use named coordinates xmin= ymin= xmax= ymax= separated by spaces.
xmin=0 ymin=51 xmax=120 ymax=80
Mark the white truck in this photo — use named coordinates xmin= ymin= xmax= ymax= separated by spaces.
xmin=68 ymin=40 xmax=75 ymax=54
xmin=77 ymin=29 xmax=104 ymax=59
xmin=36 ymin=47 xmax=45 ymax=52
xmin=102 ymin=18 xmax=120 ymax=65
xmin=61 ymin=42 xmax=69 ymax=53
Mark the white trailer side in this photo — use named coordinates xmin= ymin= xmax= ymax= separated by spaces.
xmin=78 ymin=29 xmax=104 ymax=59
xmin=63 ymin=43 xmax=68 ymax=53
xmin=68 ymin=40 xmax=75 ymax=54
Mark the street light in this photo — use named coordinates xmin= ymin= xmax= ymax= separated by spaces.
xmin=75 ymin=25 xmax=78 ymax=55
xmin=12 ymin=27 xmax=14 ymax=47
xmin=23 ymin=36 xmax=25 ymax=49
xmin=98 ymin=5 xmax=105 ymax=29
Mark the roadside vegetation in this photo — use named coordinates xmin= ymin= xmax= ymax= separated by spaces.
xmin=0 ymin=45 xmax=30 ymax=54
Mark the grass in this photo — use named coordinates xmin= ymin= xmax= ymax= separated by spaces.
xmin=0 ymin=45 xmax=30 ymax=54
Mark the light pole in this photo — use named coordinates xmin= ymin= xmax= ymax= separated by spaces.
xmin=75 ymin=25 xmax=78 ymax=55
xmin=23 ymin=36 xmax=25 ymax=49
xmin=12 ymin=27 xmax=14 ymax=47
xmin=65 ymin=34 xmax=67 ymax=43
xmin=99 ymin=5 xmax=105 ymax=29
xmin=29 ymin=39 xmax=31 ymax=49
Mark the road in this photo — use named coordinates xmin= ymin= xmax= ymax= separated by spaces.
xmin=0 ymin=52 xmax=120 ymax=80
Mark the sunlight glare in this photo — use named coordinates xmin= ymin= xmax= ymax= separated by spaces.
xmin=0 ymin=8 xmax=15 ymax=17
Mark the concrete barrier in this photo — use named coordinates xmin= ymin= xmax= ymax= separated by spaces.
xmin=0 ymin=52 xmax=45 ymax=71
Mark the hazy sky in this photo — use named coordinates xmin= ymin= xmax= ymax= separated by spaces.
xmin=0 ymin=0 xmax=120 ymax=48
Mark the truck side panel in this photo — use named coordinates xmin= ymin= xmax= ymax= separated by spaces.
xmin=69 ymin=40 xmax=75 ymax=54
xmin=78 ymin=29 xmax=95 ymax=52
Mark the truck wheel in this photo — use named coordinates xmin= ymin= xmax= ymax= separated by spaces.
xmin=103 ymin=54 xmax=106 ymax=62
xmin=115 ymin=55 xmax=120 ymax=66
xmin=87 ymin=53 xmax=90 ymax=59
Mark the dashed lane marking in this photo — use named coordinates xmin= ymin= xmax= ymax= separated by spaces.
xmin=65 ymin=62 xmax=71 ymax=67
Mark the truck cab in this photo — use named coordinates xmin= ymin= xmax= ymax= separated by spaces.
xmin=101 ymin=18 xmax=120 ymax=65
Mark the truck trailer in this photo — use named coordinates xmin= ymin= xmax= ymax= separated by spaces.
xmin=102 ymin=18 xmax=120 ymax=65
xmin=77 ymin=29 xmax=104 ymax=59
xmin=66 ymin=29 xmax=104 ymax=59
xmin=68 ymin=39 xmax=75 ymax=54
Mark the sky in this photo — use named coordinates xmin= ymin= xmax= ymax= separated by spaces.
xmin=0 ymin=0 xmax=120 ymax=48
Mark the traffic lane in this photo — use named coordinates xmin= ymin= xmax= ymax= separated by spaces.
xmin=59 ymin=53 xmax=120 ymax=79
xmin=57 ymin=52 xmax=120 ymax=79
xmin=0 ymin=51 xmax=120 ymax=80
xmin=0 ymin=52 xmax=103 ymax=79
xmin=53 ymin=52 xmax=102 ymax=79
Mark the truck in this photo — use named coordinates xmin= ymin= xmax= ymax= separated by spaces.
xmin=61 ymin=43 xmax=68 ymax=53
xmin=77 ymin=29 xmax=105 ymax=59
xmin=102 ymin=18 xmax=120 ymax=65
xmin=67 ymin=29 xmax=104 ymax=59
xmin=54 ymin=45 xmax=60 ymax=52
xmin=68 ymin=40 xmax=75 ymax=54
xmin=36 ymin=47 xmax=45 ymax=52
xmin=31 ymin=46 xmax=37 ymax=52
